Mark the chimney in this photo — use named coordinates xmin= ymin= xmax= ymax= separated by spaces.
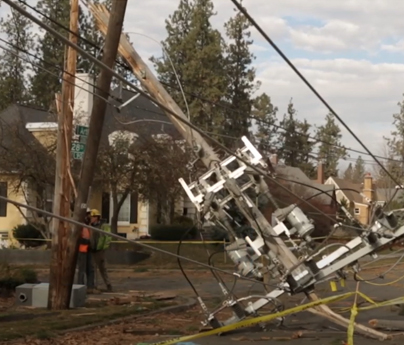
xmin=74 ymin=73 xmax=95 ymax=126
xmin=363 ymin=172 xmax=374 ymax=202
xmin=270 ymin=154 xmax=278 ymax=166
xmin=317 ymin=161 xmax=324 ymax=184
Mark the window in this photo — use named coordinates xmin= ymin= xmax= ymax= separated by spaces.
xmin=354 ymin=208 xmax=360 ymax=215
xmin=109 ymin=193 xmax=138 ymax=225
xmin=0 ymin=182 xmax=7 ymax=217
xmin=117 ymin=194 xmax=130 ymax=225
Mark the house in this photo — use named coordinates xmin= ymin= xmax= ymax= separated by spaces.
xmin=325 ymin=173 xmax=388 ymax=225
xmin=0 ymin=73 xmax=196 ymax=240
xmin=263 ymin=154 xmax=337 ymax=235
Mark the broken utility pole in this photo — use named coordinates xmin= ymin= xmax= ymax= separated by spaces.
xmin=87 ymin=4 xmax=387 ymax=340
xmin=48 ymin=0 xmax=79 ymax=310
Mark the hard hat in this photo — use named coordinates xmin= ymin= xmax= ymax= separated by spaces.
xmin=90 ymin=209 xmax=101 ymax=217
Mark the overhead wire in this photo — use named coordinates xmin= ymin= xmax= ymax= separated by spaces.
xmin=16 ymin=0 xmax=400 ymax=165
xmin=3 ymin=0 xmax=379 ymax=271
xmin=229 ymin=0 xmax=401 ymax=189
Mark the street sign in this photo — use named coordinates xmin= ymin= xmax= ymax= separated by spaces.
xmin=72 ymin=151 xmax=84 ymax=160
xmin=75 ymin=125 xmax=89 ymax=137
xmin=79 ymin=135 xmax=87 ymax=144
xmin=71 ymin=142 xmax=86 ymax=153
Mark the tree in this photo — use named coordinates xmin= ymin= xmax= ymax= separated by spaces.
xmin=253 ymin=93 xmax=278 ymax=156
xmin=352 ymin=156 xmax=365 ymax=183
xmin=343 ymin=163 xmax=353 ymax=181
xmin=384 ymin=94 xmax=404 ymax=182
xmin=95 ymin=130 xmax=191 ymax=233
xmin=30 ymin=0 xmax=96 ymax=109
xmin=221 ymin=6 xmax=258 ymax=146
xmin=0 ymin=5 xmax=34 ymax=110
xmin=316 ymin=113 xmax=348 ymax=178
xmin=276 ymin=100 xmax=315 ymax=176
xmin=151 ymin=0 xmax=228 ymax=135
xmin=0 ymin=109 xmax=56 ymax=238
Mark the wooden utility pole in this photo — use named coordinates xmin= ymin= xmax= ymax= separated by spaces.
xmin=87 ymin=5 xmax=388 ymax=340
xmin=66 ymin=0 xmax=128 ymax=300
xmin=48 ymin=0 xmax=79 ymax=310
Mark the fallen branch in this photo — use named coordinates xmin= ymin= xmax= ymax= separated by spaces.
xmin=369 ymin=319 xmax=404 ymax=331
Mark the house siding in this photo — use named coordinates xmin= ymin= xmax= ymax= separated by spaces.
xmin=0 ymin=177 xmax=27 ymax=237
xmin=88 ymin=188 xmax=146 ymax=237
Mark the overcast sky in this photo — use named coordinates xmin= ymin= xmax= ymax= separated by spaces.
xmin=1 ymin=0 xmax=404 ymax=173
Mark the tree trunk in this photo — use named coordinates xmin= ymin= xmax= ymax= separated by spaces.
xmin=111 ymin=187 xmax=130 ymax=234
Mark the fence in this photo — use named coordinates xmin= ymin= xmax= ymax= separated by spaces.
xmin=0 ymin=236 xmax=360 ymax=268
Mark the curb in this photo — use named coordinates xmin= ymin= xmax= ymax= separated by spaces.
xmin=57 ymin=297 xmax=197 ymax=335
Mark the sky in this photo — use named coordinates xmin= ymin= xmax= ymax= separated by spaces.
xmin=1 ymin=0 xmax=404 ymax=173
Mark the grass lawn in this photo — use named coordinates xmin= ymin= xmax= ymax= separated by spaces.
xmin=0 ymin=297 xmax=176 ymax=341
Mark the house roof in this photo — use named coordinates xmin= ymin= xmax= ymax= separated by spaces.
xmin=330 ymin=177 xmax=363 ymax=204
xmin=275 ymin=165 xmax=335 ymax=204
xmin=329 ymin=177 xmax=397 ymax=204
xmin=0 ymin=87 xmax=183 ymax=147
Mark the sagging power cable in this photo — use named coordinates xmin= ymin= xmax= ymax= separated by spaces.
xmin=0 ymin=192 xmax=281 ymax=289
xmin=229 ymin=0 xmax=401 ymax=188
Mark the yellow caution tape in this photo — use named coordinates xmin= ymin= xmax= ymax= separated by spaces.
xmin=146 ymin=292 xmax=404 ymax=345
xmin=340 ymin=279 xmax=345 ymax=288
xmin=347 ymin=304 xmax=358 ymax=345
xmin=330 ymin=281 xmax=337 ymax=292
xmin=147 ymin=292 xmax=355 ymax=345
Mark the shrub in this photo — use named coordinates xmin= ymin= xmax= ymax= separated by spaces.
xmin=150 ymin=224 xmax=197 ymax=241
xmin=12 ymin=223 xmax=46 ymax=247
xmin=0 ymin=264 xmax=38 ymax=293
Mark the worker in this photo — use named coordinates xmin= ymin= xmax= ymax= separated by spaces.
xmin=77 ymin=211 xmax=95 ymax=292
xmin=89 ymin=209 xmax=113 ymax=292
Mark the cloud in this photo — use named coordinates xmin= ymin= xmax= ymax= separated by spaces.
xmin=0 ymin=0 xmax=403 ymax=171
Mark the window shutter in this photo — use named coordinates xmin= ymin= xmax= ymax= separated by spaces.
xmin=101 ymin=192 xmax=110 ymax=222
xmin=130 ymin=193 xmax=138 ymax=224
xmin=0 ymin=182 xmax=7 ymax=217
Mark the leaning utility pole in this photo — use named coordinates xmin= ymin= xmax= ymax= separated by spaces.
xmin=87 ymin=4 xmax=385 ymax=338
xmin=48 ymin=0 xmax=79 ymax=310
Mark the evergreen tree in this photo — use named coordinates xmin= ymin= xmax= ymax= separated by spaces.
xmin=0 ymin=6 xmax=34 ymax=110
xmin=277 ymin=100 xmax=315 ymax=176
xmin=253 ymin=93 xmax=278 ymax=156
xmin=316 ymin=113 xmax=347 ymax=178
xmin=222 ymin=6 xmax=257 ymax=146
xmin=151 ymin=0 xmax=227 ymax=135
xmin=343 ymin=163 xmax=353 ymax=181
xmin=30 ymin=0 xmax=70 ymax=109
xmin=385 ymin=94 xmax=404 ymax=181
xmin=352 ymin=156 xmax=365 ymax=183
xmin=30 ymin=0 xmax=101 ymax=110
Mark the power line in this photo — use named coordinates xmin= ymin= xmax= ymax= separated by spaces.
xmin=16 ymin=0 xmax=401 ymax=165
xmin=160 ymin=81 xmax=401 ymax=164
xmin=229 ymin=0 xmax=401 ymax=188
xmin=3 ymin=0 xmax=368 ymax=237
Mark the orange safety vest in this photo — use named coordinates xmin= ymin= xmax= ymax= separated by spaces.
xmin=79 ymin=228 xmax=90 ymax=253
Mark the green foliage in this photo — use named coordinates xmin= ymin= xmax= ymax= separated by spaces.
xmin=0 ymin=264 xmax=38 ymax=292
xmin=221 ymin=8 xmax=257 ymax=147
xmin=0 ymin=4 xmax=34 ymax=111
xmin=316 ymin=113 xmax=348 ymax=178
xmin=12 ymin=223 xmax=46 ymax=247
xmin=151 ymin=0 xmax=228 ymax=136
xmin=352 ymin=156 xmax=365 ymax=183
xmin=277 ymin=100 xmax=315 ymax=177
xmin=150 ymin=224 xmax=197 ymax=241
xmin=253 ymin=93 xmax=278 ymax=155
xmin=343 ymin=163 xmax=353 ymax=181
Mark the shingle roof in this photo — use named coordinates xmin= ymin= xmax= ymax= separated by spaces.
xmin=275 ymin=165 xmax=335 ymax=205
xmin=330 ymin=177 xmax=363 ymax=204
